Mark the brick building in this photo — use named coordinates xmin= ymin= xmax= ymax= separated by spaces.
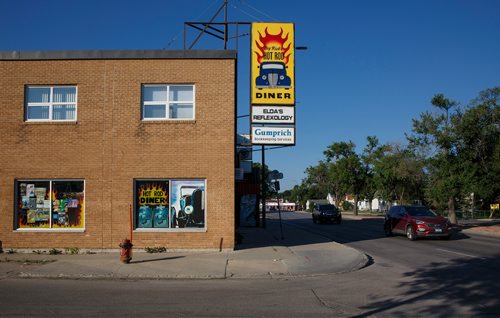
xmin=0 ymin=50 xmax=236 ymax=250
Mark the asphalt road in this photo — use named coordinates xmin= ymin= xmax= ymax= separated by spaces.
xmin=0 ymin=211 xmax=498 ymax=317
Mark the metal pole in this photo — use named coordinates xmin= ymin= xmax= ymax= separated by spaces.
xmin=261 ymin=145 xmax=266 ymax=228
xmin=223 ymin=0 xmax=228 ymax=49
xmin=277 ymin=187 xmax=283 ymax=239
xmin=129 ymin=204 xmax=133 ymax=243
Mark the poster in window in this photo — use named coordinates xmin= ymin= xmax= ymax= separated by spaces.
xmin=17 ymin=181 xmax=50 ymax=228
xmin=20 ymin=183 xmax=27 ymax=196
xmin=170 ymin=180 xmax=205 ymax=228
xmin=34 ymin=187 xmax=46 ymax=204
xmin=26 ymin=184 xmax=35 ymax=197
xmin=21 ymin=196 xmax=30 ymax=209
xmin=27 ymin=198 xmax=36 ymax=210
xmin=51 ymin=181 xmax=85 ymax=228
xmin=136 ymin=180 xmax=169 ymax=228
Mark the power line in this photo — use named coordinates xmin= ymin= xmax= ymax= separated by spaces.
xmin=230 ymin=2 xmax=261 ymax=21
xmin=164 ymin=0 xmax=220 ymax=48
xmin=239 ymin=0 xmax=279 ymax=21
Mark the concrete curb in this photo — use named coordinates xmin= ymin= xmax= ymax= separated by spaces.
xmin=461 ymin=228 xmax=500 ymax=238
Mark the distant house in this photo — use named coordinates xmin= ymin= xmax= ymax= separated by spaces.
xmin=265 ymin=199 xmax=296 ymax=212
xmin=306 ymin=199 xmax=330 ymax=211
xmin=358 ymin=198 xmax=388 ymax=212
xmin=326 ymin=193 xmax=355 ymax=207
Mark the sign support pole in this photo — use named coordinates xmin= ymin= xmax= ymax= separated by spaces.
xmin=277 ymin=190 xmax=283 ymax=239
xmin=261 ymin=145 xmax=266 ymax=228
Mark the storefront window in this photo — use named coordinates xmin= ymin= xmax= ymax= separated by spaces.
xmin=135 ymin=180 xmax=169 ymax=228
xmin=15 ymin=180 xmax=85 ymax=229
xmin=134 ymin=179 xmax=205 ymax=230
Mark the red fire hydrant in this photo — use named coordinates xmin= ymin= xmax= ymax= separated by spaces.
xmin=119 ymin=238 xmax=133 ymax=264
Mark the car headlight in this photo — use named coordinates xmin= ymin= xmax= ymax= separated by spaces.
xmin=415 ymin=220 xmax=425 ymax=225
xmin=280 ymin=75 xmax=285 ymax=80
xmin=262 ymin=75 xmax=267 ymax=80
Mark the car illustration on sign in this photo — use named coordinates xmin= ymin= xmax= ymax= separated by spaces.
xmin=256 ymin=62 xmax=291 ymax=89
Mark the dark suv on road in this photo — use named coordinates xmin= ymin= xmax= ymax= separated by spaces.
xmin=384 ymin=205 xmax=452 ymax=240
xmin=312 ymin=204 xmax=342 ymax=224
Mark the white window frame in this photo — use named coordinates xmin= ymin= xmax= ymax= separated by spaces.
xmin=25 ymin=86 xmax=78 ymax=122
xmin=142 ymin=84 xmax=195 ymax=121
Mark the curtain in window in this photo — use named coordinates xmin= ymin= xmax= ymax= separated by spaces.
xmin=169 ymin=86 xmax=193 ymax=101
xmin=53 ymin=87 xmax=76 ymax=103
xmin=27 ymin=88 xmax=50 ymax=103
xmin=27 ymin=106 xmax=50 ymax=120
xmin=170 ymin=104 xmax=193 ymax=119
xmin=53 ymin=105 xmax=76 ymax=120
xmin=143 ymin=86 xmax=167 ymax=102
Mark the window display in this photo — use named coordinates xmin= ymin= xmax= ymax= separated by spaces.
xmin=134 ymin=179 xmax=205 ymax=230
xmin=170 ymin=180 xmax=205 ymax=229
xmin=15 ymin=180 xmax=84 ymax=229
xmin=135 ymin=180 xmax=169 ymax=228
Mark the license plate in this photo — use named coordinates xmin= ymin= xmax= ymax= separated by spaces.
xmin=435 ymin=229 xmax=442 ymax=233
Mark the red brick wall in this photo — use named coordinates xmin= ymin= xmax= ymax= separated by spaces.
xmin=0 ymin=58 xmax=235 ymax=250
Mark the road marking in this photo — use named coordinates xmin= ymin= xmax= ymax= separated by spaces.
xmin=435 ymin=248 xmax=482 ymax=259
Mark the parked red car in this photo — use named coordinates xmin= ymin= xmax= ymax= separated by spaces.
xmin=384 ymin=205 xmax=453 ymax=240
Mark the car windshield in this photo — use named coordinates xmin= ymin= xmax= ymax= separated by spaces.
xmin=262 ymin=63 xmax=284 ymax=70
xmin=318 ymin=205 xmax=337 ymax=212
xmin=406 ymin=206 xmax=436 ymax=217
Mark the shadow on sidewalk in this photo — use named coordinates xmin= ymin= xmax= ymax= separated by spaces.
xmin=129 ymin=256 xmax=185 ymax=264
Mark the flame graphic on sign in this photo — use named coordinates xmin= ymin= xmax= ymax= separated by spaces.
xmin=255 ymin=27 xmax=291 ymax=64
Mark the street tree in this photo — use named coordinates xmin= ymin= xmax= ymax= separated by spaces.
xmin=324 ymin=141 xmax=364 ymax=215
xmin=373 ymin=143 xmax=425 ymax=205
xmin=409 ymin=93 xmax=460 ymax=223
xmin=453 ymin=88 xmax=500 ymax=209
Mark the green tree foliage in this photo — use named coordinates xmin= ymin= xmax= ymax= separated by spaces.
xmin=361 ymin=136 xmax=385 ymax=211
xmin=289 ymin=87 xmax=498 ymax=219
xmin=324 ymin=141 xmax=364 ymax=214
xmin=409 ymin=87 xmax=500 ymax=223
xmin=454 ymin=88 xmax=500 ymax=207
xmin=373 ymin=144 xmax=425 ymax=204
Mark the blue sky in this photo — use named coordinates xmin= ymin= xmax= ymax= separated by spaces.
xmin=1 ymin=0 xmax=499 ymax=190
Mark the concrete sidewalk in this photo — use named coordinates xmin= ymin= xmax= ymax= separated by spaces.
xmin=0 ymin=218 xmax=368 ymax=280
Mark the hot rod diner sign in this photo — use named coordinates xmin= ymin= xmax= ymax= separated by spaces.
xmin=251 ymin=22 xmax=295 ymax=105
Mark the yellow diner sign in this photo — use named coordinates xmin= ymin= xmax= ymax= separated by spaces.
xmin=251 ymin=22 xmax=295 ymax=105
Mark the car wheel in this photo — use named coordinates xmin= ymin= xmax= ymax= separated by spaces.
xmin=336 ymin=218 xmax=342 ymax=224
xmin=312 ymin=216 xmax=317 ymax=224
xmin=406 ymin=225 xmax=416 ymax=241
xmin=440 ymin=235 xmax=451 ymax=240
xmin=384 ymin=223 xmax=393 ymax=237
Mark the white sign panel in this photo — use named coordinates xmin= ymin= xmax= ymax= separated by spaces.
xmin=251 ymin=106 xmax=295 ymax=124
xmin=251 ymin=126 xmax=295 ymax=145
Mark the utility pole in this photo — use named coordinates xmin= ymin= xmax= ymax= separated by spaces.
xmin=261 ymin=145 xmax=266 ymax=228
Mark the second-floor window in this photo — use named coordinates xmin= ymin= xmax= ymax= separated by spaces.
xmin=142 ymin=85 xmax=195 ymax=120
xmin=26 ymin=86 xmax=77 ymax=121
